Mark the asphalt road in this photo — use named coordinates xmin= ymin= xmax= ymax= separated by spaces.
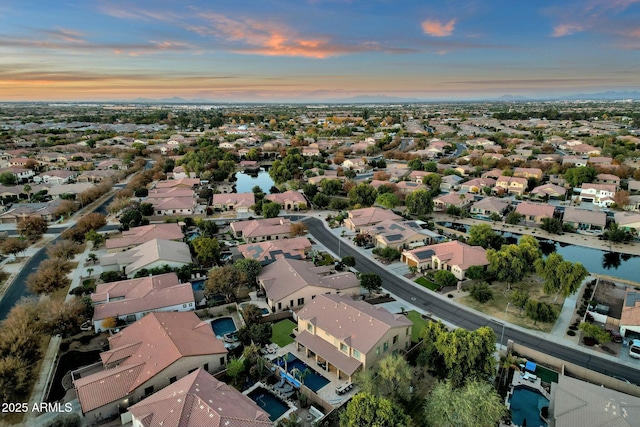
xmin=0 ymin=195 xmax=117 ymax=320
xmin=302 ymin=216 xmax=640 ymax=384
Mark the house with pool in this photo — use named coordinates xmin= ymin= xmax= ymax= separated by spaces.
xmin=73 ymin=312 xmax=227 ymax=423
xmin=294 ymin=294 xmax=412 ymax=381
xmin=91 ymin=273 xmax=195 ymax=333
xmin=258 ymin=258 xmax=361 ymax=313
xmin=124 ymin=368 xmax=272 ymax=427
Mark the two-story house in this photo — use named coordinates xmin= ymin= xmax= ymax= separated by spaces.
xmin=295 ymin=294 xmax=412 ymax=381
xmin=579 ymin=183 xmax=616 ymax=207
xmin=495 ymin=175 xmax=528 ymax=196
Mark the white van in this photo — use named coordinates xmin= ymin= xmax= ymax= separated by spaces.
xmin=629 ymin=339 xmax=640 ymax=359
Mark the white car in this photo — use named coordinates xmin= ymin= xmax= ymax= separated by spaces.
xmin=629 ymin=339 xmax=640 ymax=359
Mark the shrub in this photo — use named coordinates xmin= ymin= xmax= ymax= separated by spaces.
xmin=567 ymin=330 xmax=576 ymax=336
xmin=469 ymin=282 xmax=493 ymax=303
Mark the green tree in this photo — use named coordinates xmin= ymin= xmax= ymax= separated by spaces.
xmin=525 ymin=299 xmax=557 ymax=324
xmin=423 ymin=380 xmax=508 ymax=427
xmin=262 ymin=201 xmax=281 ymax=218
xmin=536 ymin=253 xmax=587 ymax=302
xmin=419 ymin=323 xmax=496 ymax=387
xmin=376 ymin=354 xmax=413 ymax=401
xmin=234 ymin=258 xmax=262 ymax=286
xmin=312 ymin=193 xmax=330 ymax=208
xmin=205 ymin=265 xmax=246 ymax=302
xmin=465 ymin=265 xmax=486 ymax=280
xmin=469 ymin=282 xmax=493 ymax=303
xmin=408 ymin=158 xmax=423 ymax=170
xmin=434 ymin=270 xmax=458 ymax=288
xmin=405 ymin=189 xmax=433 ymax=216
xmin=341 ymin=255 xmax=356 ymax=268
xmin=321 ymin=178 xmax=343 ymax=196
xmin=226 ymin=357 xmax=245 ymax=386
xmin=340 ymin=392 xmax=409 ymax=427
xmin=579 ymin=322 xmax=611 ymax=344
xmin=23 ymin=184 xmax=32 ymax=201
xmin=349 ymin=183 xmax=378 ymax=207
xmin=375 ymin=193 xmax=400 ymax=209
xmin=564 ymin=166 xmax=597 ymax=187
xmin=487 ymin=245 xmax=527 ymax=290
xmin=191 ymin=236 xmax=220 ymax=266
xmin=468 ymin=224 xmax=504 ymax=250
xmin=541 ymin=217 xmax=564 ymax=234
xmin=360 ymin=272 xmax=382 ymax=295
xmin=0 ymin=172 xmax=17 ymax=185
xmin=504 ymin=211 xmax=523 ymax=225
xmin=511 ymin=290 xmax=529 ymax=314
xmin=424 ymin=161 xmax=438 ymax=172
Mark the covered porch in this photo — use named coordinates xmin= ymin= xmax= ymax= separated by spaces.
xmin=295 ymin=331 xmax=362 ymax=382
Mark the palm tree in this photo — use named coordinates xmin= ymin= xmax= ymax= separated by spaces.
xmin=86 ymin=252 xmax=98 ymax=264
xmin=23 ymin=184 xmax=32 ymax=202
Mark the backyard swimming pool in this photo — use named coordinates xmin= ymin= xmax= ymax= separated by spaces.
xmin=210 ymin=317 xmax=237 ymax=337
xmin=278 ymin=353 xmax=330 ymax=392
xmin=509 ymin=385 xmax=548 ymax=427
xmin=247 ymin=386 xmax=290 ymax=421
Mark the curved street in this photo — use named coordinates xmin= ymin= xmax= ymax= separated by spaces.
xmin=301 ymin=216 xmax=640 ymax=385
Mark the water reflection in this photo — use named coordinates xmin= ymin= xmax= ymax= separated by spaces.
xmin=602 ymin=252 xmax=621 ymax=270
xmin=539 ymin=240 xmax=556 ymax=256
xmin=234 ymin=169 xmax=275 ymax=194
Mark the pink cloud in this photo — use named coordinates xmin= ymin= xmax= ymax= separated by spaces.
xmin=552 ymin=24 xmax=585 ymax=37
xmin=421 ymin=19 xmax=456 ymax=37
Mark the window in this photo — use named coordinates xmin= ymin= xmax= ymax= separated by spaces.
xmin=376 ymin=346 xmax=380 ymax=356
xmin=203 ymin=363 xmax=209 ymax=371
xmin=383 ymin=342 xmax=389 ymax=352
xmin=353 ymin=349 xmax=361 ymax=359
xmin=183 ymin=304 xmax=187 ymax=308
xmin=169 ymin=376 xmax=177 ymax=384
xmin=307 ymin=323 xmax=314 ymax=332
xmin=393 ymin=335 xmax=398 ymax=345
xmin=290 ymin=300 xmax=294 ymax=308
xmin=406 ymin=327 xmax=410 ymax=336
xmin=188 ymin=368 xmax=197 ymax=374
xmin=278 ymin=302 xmax=282 ymax=310
xmin=312 ymin=295 xmax=316 ymax=300
xmin=340 ymin=343 xmax=348 ymax=353
xmin=144 ymin=386 xmax=154 ymax=396
xmin=297 ymin=298 xmax=304 ymax=306
xmin=220 ymin=357 xmax=226 ymax=366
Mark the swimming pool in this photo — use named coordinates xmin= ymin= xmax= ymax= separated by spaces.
xmin=191 ymin=279 xmax=205 ymax=291
xmin=509 ymin=385 xmax=549 ymax=427
xmin=247 ymin=387 xmax=289 ymax=421
xmin=278 ymin=353 xmax=330 ymax=392
xmin=210 ymin=317 xmax=237 ymax=337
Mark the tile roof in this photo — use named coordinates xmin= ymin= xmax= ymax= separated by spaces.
xmin=151 ymin=197 xmax=197 ymax=211
xmin=563 ymin=207 xmax=606 ymax=227
xmin=211 ymin=192 xmax=255 ymax=208
xmin=106 ymin=223 xmax=184 ymax=250
xmin=128 ymin=368 xmax=271 ymax=427
xmin=297 ymin=294 xmax=412 ymax=355
xmin=92 ymin=273 xmax=195 ymax=321
xmin=402 ymin=241 xmax=488 ymax=270
xmin=470 ymin=197 xmax=510 ymax=213
xmin=346 ymin=207 xmax=402 ymax=227
xmin=237 ymin=237 xmax=312 ymax=264
xmin=155 ymin=178 xmax=200 ymax=188
xmin=550 ymin=375 xmax=640 ymax=427
xmin=259 ymin=258 xmax=360 ymax=302
xmin=515 ymin=201 xmax=556 ymax=218
xmin=296 ymin=331 xmax=362 ymax=376
xmin=100 ymin=239 xmax=192 ymax=276
xmin=530 ymin=183 xmax=567 ymax=197
xmin=265 ymin=190 xmax=306 ymax=205
xmin=230 ymin=217 xmax=292 ymax=239
xmin=147 ymin=188 xmax=195 ymax=198
xmin=74 ymin=312 xmax=226 ymax=414
xmin=621 ymin=288 xmax=640 ymax=327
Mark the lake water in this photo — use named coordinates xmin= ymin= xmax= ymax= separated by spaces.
xmin=234 ymin=169 xmax=274 ymax=194
xmin=438 ymin=222 xmax=640 ymax=283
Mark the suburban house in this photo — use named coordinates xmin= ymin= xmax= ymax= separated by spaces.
xmin=620 ymin=288 xmax=640 ymax=337
xmin=495 ymin=175 xmax=528 ymax=196
xmin=530 ymin=183 xmax=567 ymax=200
xmin=433 ymin=192 xmax=474 ymax=212
xmin=440 ymin=174 xmax=463 ymax=192
xmin=364 ymin=219 xmax=440 ymax=250
xmin=211 ymin=192 xmax=255 ymax=214
xmin=155 ymin=178 xmax=200 ymax=189
xmin=596 ymin=173 xmax=621 ymax=187
xmin=408 ymin=170 xmax=433 ymax=183
xmin=96 ymin=158 xmax=127 ymax=170
xmin=469 ymin=197 xmax=511 ymax=218
xmin=515 ymin=201 xmax=556 ymax=224
xmin=106 ymin=223 xmax=184 ymax=253
xmin=513 ymin=167 xmax=543 ymax=180
xmin=579 ymin=183 xmax=616 ymax=207
xmin=77 ymin=169 xmax=119 ymax=182
xmin=236 ymin=237 xmax=312 ymax=265
xmin=48 ymin=183 xmax=95 ymax=200
xmin=258 ymin=258 xmax=360 ymax=313
xmin=125 ymin=368 xmax=272 ymax=427
xmin=344 ymin=207 xmax=402 ymax=232
xmin=548 ymin=374 xmax=640 ymax=427
xmin=73 ymin=312 xmax=227 ymax=422
xmin=562 ymin=155 xmax=588 ymax=167
xmin=395 ymin=181 xmax=427 ymax=195
xmin=562 ymin=207 xmax=607 ymax=233
xmin=91 ymin=273 xmax=195 ymax=333
xmin=400 ymin=241 xmax=489 ymax=280
xmin=231 ymin=217 xmax=295 ymax=243
xmin=33 ymin=170 xmax=76 ymax=184
xmin=295 ymin=294 xmax=412 ymax=381
xmin=614 ymin=211 xmax=640 ymax=234
xmin=100 ymin=238 xmax=192 ymax=278
xmin=0 ymin=199 xmax=65 ymax=223
xmin=0 ymin=166 xmax=35 ymax=182
xmin=265 ymin=190 xmax=307 ymax=210
xmin=460 ymin=178 xmax=496 ymax=194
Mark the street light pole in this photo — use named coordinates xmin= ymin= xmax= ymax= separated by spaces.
xmin=500 ymin=302 xmax=511 ymax=350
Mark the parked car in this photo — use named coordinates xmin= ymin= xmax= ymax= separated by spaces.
xmin=629 ymin=339 xmax=640 ymax=359
xmin=363 ymin=243 xmax=375 ymax=249
xmin=606 ymin=327 xmax=623 ymax=343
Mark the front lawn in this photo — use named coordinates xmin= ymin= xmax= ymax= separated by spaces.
xmin=406 ymin=310 xmax=430 ymax=342
xmin=271 ymin=319 xmax=297 ymax=347
xmin=415 ymin=277 xmax=441 ymax=292
xmin=316 ymin=253 xmax=335 ymax=266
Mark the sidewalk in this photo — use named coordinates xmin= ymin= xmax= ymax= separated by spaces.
xmin=550 ymin=275 xmax=592 ymax=338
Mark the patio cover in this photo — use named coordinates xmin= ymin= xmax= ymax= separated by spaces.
xmin=296 ymin=331 xmax=362 ymax=376
xmin=525 ymin=361 xmax=537 ymax=372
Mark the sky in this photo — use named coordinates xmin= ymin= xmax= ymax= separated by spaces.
xmin=1 ymin=0 xmax=640 ymax=102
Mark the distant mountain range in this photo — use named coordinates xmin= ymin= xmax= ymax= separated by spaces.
xmin=117 ymin=91 xmax=640 ymax=104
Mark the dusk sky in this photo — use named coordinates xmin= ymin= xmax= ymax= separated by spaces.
xmin=1 ymin=0 xmax=640 ymax=102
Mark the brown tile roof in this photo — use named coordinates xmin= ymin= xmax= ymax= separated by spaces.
xmin=155 ymin=178 xmax=200 ymax=188
xmin=151 ymin=197 xmax=197 ymax=211
xmin=147 ymin=187 xmax=195 ymax=198
xmin=470 ymin=197 xmax=510 ymax=213
xmin=128 ymin=368 xmax=271 ymax=427
xmin=297 ymin=294 xmax=412 ymax=355
xmin=92 ymin=273 xmax=195 ymax=321
xmin=402 ymin=241 xmax=488 ymax=270
xmin=237 ymin=237 xmax=311 ymax=264
xmin=346 ymin=207 xmax=402 ymax=227
xmin=74 ymin=312 xmax=226 ymax=414
xmin=621 ymin=288 xmax=640 ymax=327
xmin=100 ymin=239 xmax=192 ymax=277
xmin=106 ymin=223 xmax=184 ymax=250
xmin=259 ymin=258 xmax=360 ymax=302
xmin=515 ymin=201 xmax=555 ymax=218
xmin=231 ymin=217 xmax=292 ymax=239
xmin=211 ymin=192 xmax=255 ymax=208
xmin=265 ymin=190 xmax=306 ymax=205
xmin=563 ymin=207 xmax=606 ymax=227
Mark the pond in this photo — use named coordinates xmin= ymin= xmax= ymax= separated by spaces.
xmin=437 ymin=222 xmax=640 ymax=283
xmin=234 ymin=169 xmax=274 ymax=194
